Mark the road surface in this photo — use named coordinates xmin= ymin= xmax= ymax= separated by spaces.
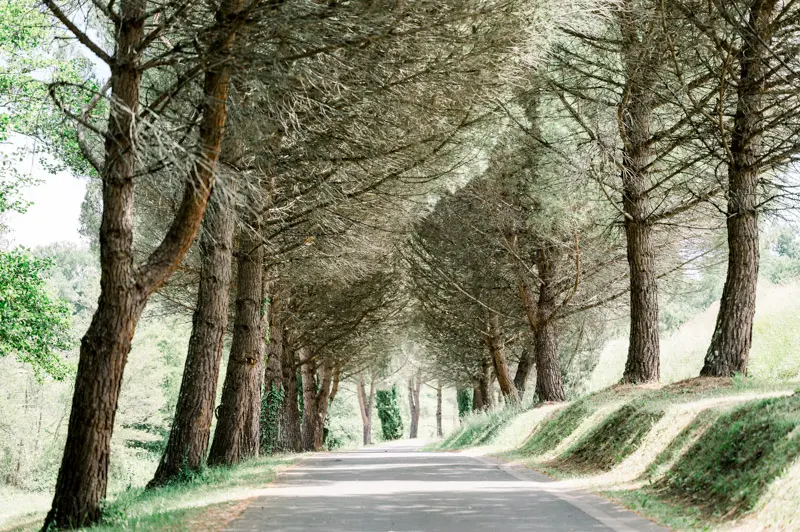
xmin=226 ymin=441 xmax=666 ymax=532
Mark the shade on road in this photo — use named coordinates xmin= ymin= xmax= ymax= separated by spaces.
xmin=226 ymin=441 xmax=667 ymax=532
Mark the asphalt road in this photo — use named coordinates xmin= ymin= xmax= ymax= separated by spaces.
xmin=226 ymin=441 xmax=667 ymax=532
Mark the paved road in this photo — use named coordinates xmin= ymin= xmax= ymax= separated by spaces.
xmin=226 ymin=441 xmax=667 ymax=532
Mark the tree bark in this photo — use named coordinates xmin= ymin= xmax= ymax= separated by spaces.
xmin=485 ymin=313 xmax=520 ymax=403
xmin=261 ymin=292 xmax=284 ymax=454
xmin=533 ymin=246 xmax=567 ymax=402
xmin=150 ymin=182 xmax=237 ymax=487
xmin=513 ymin=344 xmax=534 ymax=395
xmin=435 ymin=382 xmax=443 ymax=437
xmin=300 ymin=355 xmax=336 ymax=451
xmin=207 ymin=222 xmax=265 ymax=467
xmin=278 ymin=343 xmax=302 ymax=452
xmin=300 ymin=355 xmax=318 ymax=452
xmin=471 ymin=381 xmax=484 ymax=412
xmin=701 ymin=0 xmax=776 ymax=377
xmin=475 ymin=357 xmax=493 ymax=411
xmin=357 ymin=377 xmax=376 ymax=446
xmin=407 ymin=371 xmax=422 ymax=439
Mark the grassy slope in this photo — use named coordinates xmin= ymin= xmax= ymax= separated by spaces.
xmin=2 ymin=456 xmax=296 ymax=532
xmin=431 ymin=378 xmax=800 ymax=531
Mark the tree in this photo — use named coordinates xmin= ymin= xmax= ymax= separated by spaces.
xmin=407 ymin=370 xmax=423 ymax=439
xmin=42 ymin=0 xmax=257 ymax=525
xmin=551 ymin=0 xmax=722 ymax=384
xmin=0 ymin=250 xmax=71 ymax=380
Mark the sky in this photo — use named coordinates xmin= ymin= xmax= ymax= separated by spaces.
xmin=4 ymin=136 xmax=87 ymax=249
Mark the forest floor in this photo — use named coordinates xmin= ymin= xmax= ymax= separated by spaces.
xmin=430 ymin=378 xmax=800 ymax=531
xmin=0 ymin=456 xmax=296 ymax=531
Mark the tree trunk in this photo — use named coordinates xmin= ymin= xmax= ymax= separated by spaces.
xmin=207 ymin=222 xmax=265 ymax=467
xmin=43 ymin=0 xmax=246 ymax=525
xmin=701 ymin=0 xmax=776 ymax=377
xmin=300 ymin=354 xmax=318 ymax=452
xmin=407 ymin=371 xmax=422 ymax=439
xmin=357 ymin=377 xmax=376 ymax=446
xmin=300 ymin=356 xmax=336 ymax=451
xmin=476 ymin=357 xmax=493 ymax=411
xmin=513 ymin=344 xmax=534 ymax=395
xmin=617 ymin=1 xmax=661 ymax=384
xmin=472 ymin=381 xmax=484 ymax=412
xmin=533 ymin=246 xmax=567 ymax=402
xmin=485 ymin=313 xmax=520 ymax=403
xmin=261 ymin=293 xmax=284 ymax=454
xmin=435 ymin=382 xmax=443 ymax=437
xmin=278 ymin=341 xmax=302 ymax=452
xmin=150 ymin=183 xmax=237 ymax=487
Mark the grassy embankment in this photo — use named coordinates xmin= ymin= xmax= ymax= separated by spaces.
xmin=1 ymin=455 xmax=296 ymax=532
xmin=431 ymin=378 xmax=800 ymax=530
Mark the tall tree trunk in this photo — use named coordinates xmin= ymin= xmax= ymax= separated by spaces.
xmin=407 ymin=371 xmax=422 ymax=439
xmin=533 ymin=246 xmax=567 ymax=402
xmin=513 ymin=344 xmax=534 ymax=394
xmin=261 ymin=293 xmax=284 ymax=454
xmin=279 ymin=344 xmax=302 ymax=452
xmin=472 ymin=381 xmax=485 ymax=412
xmin=618 ymin=0 xmax=661 ymax=384
xmin=357 ymin=377 xmax=376 ymax=446
xmin=702 ymin=0 xmax=776 ymax=377
xmin=207 ymin=222 xmax=265 ymax=467
xmin=43 ymin=0 xmax=246 ymax=525
xmin=485 ymin=313 xmax=520 ymax=403
xmin=435 ymin=382 xmax=443 ymax=437
xmin=300 ymin=354 xmax=318 ymax=452
xmin=477 ymin=357 xmax=493 ymax=411
xmin=150 ymin=182 xmax=237 ymax=487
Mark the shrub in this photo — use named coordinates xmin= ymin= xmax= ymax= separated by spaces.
xmin=376 ymin=386 xmax=404 ymax=440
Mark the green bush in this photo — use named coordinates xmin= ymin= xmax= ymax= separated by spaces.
xmin=376 ymin=386 xmax=404 ymax=440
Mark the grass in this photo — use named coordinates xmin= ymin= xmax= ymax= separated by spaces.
xmin=656 ymin=393 xmax=800 ymax=519
xmin=429 ymin=375 xmax=800 ymax=530
xmin=2 ymin=455 xmax=296 ymax=532
xmin=434 ymin=404 xmax=530 ymax=451
xmin=644 ymin=408 xmax=719 ymax=481
xmin=554 ymin=401 xmax=664 ymax=474
xmin=514 ymin=400 xmax=592 ymax=456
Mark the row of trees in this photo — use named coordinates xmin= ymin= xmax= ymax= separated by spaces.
xmin=406 ymin=0 xmax=800 ymax=405
xmin=4 ymin=0 xmax=799 ymax=529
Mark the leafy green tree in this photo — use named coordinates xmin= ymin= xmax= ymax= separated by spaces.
xmin=0 ymin=249 xmax=72 ymax=379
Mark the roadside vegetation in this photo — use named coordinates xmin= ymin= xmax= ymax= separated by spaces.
xmin=431 ymin=374 xmax=800 ymax=530
xmin=3 ymin=456 xmax=295 ymax=532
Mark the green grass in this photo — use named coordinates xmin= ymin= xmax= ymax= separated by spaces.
xmin=644 ymin=408 xmax=719 ymax=481
xmin=514 ymin=400 xmax=593 ymax=456
xmin=554 ymin=401 xmax=664 ymax=474
xmin=605 ymin=489 xmax=712 ymax=531
xmin=3 ymin=455 xmax=296 ymax=532
xmin=435 ymin=406 xmax=527 ymax=450
xmin=656 ymin=393 xmax=800 ymax=519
